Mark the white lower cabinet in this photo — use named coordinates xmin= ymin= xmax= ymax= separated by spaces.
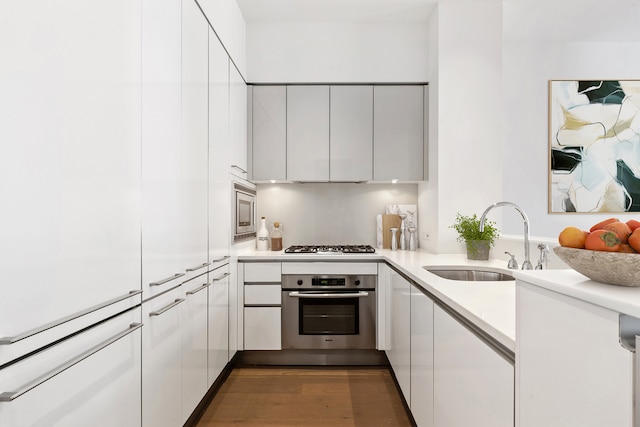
xmin=433 ymin=305 xmax=514 ymax=427
xmin=244 ymin=307 xmax=282 ymax=350
xmin=386 ymin=269 xmax=411 ymax=404
xmin=517 ymin=282 xmax=631 ymax=427
xmin=208 ymin=265 xmax=230 ymax=386
xmin=142 ymin=287 xmax=184 ymax=427
xmin=243 ymin=263 xmax=282 ymax=351
xmin=410 ymin=284 xmax=434 ymax=427
xmin=181 ymin=273 xmax=209 ymax=422
xmin=0 ymin=308 xmax=142 ymax=427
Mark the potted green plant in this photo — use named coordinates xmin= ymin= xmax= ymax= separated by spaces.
xmin=450 ymin=212 xmax=500 ymax=260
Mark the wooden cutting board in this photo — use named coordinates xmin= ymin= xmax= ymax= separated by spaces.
xmin=382 ymin=214 xmax=402 ymax=249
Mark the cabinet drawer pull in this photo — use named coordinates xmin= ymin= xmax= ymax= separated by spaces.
xmin=186 ymin=283 xmax=210 ymax=295
xmin=186 ymin=262 xmax=210 ymax=272
xmin=0 ymin=290 xmax=142 ymax=345
xmin=0 ymin=322 xmax=142 ymax=402
xmin=149 ymin=299 xmax=185 ymax=316
xmin=149 ymin=273 xmax=185 ymax=287
xmin=212 ymin=272 xmax=230 ymax=282
xmin=231 ymin=164 xmax=247 ymax=174
xmin=211 ymin=255 xmax=230 ymax=263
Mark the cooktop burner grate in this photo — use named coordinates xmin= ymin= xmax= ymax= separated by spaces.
xmin=284 ymin=245 xmax=376 ymax=254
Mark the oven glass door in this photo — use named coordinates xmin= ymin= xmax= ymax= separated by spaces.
xmin=299 ymin=297 xmax=359 ymax=335
xmin=282 ymin=290 xmax=376 ymax=350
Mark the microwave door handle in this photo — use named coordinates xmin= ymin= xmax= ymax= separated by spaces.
xmin=288 ymin=291 xmax=369 ymax=298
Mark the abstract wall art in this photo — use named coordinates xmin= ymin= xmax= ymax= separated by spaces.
xmin=549 ymin=80 xmax=640 ymax=213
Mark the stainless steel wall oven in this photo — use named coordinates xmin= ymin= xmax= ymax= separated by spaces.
xmin=282 ymin=274 xmax=376 ymax=350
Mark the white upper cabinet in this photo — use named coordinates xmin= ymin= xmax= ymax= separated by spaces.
xmin=0 ymin=0 xmax=142 ymax=340
xmin=181 ymin=0 xmax=209 ymax=275
xmin=252 ymin=85 xmax=287 ymax=181
xmin=141 ymin=0 xmax=183 ymax=298
xmin=330 ymin=86 xmax=373 ymax=181
xmin=230 ymin=63 xmax=248 ymax=176
xmin=287 ymin=86 xmax=330 ymax=181
xmin=209 ymin=30 xmax=231 ymax=263
xmin=373 ymin=85 xmax=425 ymax=181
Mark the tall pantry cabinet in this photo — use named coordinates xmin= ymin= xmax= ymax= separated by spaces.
xmin=0 ymin=0 xmax=143 ymax=426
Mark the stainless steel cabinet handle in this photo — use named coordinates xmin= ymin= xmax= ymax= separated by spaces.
xmin=186 ymin=262 xmax=210 ymax=272
xmin=186 ymin=283 xmax=210 ymax=295
xmin=288 ymin=291 xmax=369 ymax=298
xmin=212 ymin=272 xmax=230 ymax=282
xmin=0 ymin=322 xmax=142 ymax=402
xmin=149 ymin=273 xmax=185 ymax=287
xmin=0 ymin=290 xmax=142 ymax=345
xmin=211 ymin=255 xmax=230 ymax=263
xmin=149 ymin=298 xmax=185 ymax=316
xmin=231 ymin=164 xmax=247 ymax=174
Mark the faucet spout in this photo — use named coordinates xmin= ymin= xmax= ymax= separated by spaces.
xmin=479 ymin=201 xmax=533 ymax=270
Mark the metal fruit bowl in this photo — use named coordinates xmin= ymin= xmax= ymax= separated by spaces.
xmin=554 ymin=246 xmax=640 ymax=287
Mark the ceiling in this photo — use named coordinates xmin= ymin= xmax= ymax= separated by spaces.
xmin=237 ymin=0 xmax=640 ymax=42
xmin=235 ymin=0 xmax=436 ymax=22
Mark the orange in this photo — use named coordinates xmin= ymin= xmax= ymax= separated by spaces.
xmin=603 ymin=221 xmax=632 ymax=244
xmin=589 ymin=217 xmax=619 ymax=232
xmin=626 ymin=219 xmax=640 ymax=232
xmin=558 ymin=226 xmax=589 ymax=249
xmin=629 ymin=228 xmax=640 ymax=252
xmin=584 ymin=229 xmax=621 ymax=252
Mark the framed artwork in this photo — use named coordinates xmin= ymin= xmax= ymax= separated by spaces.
xmin=549 ymin=80 xmax=640 ymax=213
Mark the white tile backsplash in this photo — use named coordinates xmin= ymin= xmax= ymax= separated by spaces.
xmin=256 ymin=183 xmax=418 ymax=246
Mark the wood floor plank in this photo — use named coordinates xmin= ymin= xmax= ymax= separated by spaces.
xmin=196 ymin=367 xmax=413 ymax=426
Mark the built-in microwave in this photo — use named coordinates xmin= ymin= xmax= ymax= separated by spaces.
xmin=233 ymin=180 xmax=257 ymax=242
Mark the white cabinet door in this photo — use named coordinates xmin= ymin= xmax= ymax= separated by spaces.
xmin=252 ymin=86 xmax=287 ymax=181
xmin=244 ymin=307 xmax=282 ymax=350
xmin=208 ymin=265 xmax=230 ymax=386
xmin=373 ymin=85 xmax=425 ymax=181
xmin=181 ymin=0 xmax=209 ymax=282
xmin=141 ymin=0 xmax=183 ymax=299
xmin=434 ymin=305 xmax=513 ymax=427
xmin=181 ymin=273 xmax=209 ymax=422
xmin=517 ymin=282 xmax=631 ymax=427
xmin=0 ymin=0 xmax=142 ymax=348
xmin=287 ymin=86 xmax=330 ymax=181
xmin=410 ymin=284 xmax=434 ymax=427
xmin=330 ymin=86 xmax=373 ymax=181
xmin=142 ymin=287 xmax=184 ymax=427
xmin=0 ymin=309 xmax=141 ymax=427
xmin=208 ymin=30 xmax=231 ymax=264
xmin=229 ymin=64 xmax=248 ymax=176
xmin=387 ymin=270 xmax=411 ymax=403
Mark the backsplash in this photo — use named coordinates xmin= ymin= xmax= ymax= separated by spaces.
xmin=256 ymin=183 xmax=418 ymax=246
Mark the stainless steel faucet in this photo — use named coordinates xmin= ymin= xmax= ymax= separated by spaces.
xmin=479 ymin=201 xmax=533 ymax=270
xmin=535 ymin=244 xmax=550 ymax=270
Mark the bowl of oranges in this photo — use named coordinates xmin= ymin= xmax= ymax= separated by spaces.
xmin=555 ymin=218 xmax=640 ymax=287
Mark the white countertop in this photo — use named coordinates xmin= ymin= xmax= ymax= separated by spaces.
xmin=239 ymin=248 xmax=517 ymax=352
xmin=514 ymin=268 xmax=640 ymax=318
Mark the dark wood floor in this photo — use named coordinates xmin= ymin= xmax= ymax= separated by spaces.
xmin=196 ymin=367 xmax=414 ymax=426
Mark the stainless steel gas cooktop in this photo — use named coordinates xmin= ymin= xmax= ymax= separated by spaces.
xmin=284 ymin=244 xmax=376 ymax=254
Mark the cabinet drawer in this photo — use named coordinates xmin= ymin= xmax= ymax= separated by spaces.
xmin=244 ymin=307 xmax=281 ymax=350
xmin=244 ymin=262 xmax=281 ymax=283
xmin=245 ymin=284 xmax=281 ymax=306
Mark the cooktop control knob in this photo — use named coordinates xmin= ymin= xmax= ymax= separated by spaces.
xmin=297 ymin=279 xmax=303 ymax=286
xmin=354 ymin=279 xmax=360 ymax=286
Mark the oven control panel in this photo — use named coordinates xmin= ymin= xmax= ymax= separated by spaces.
xmin=283 ymin=274 xmax=375 ymax=290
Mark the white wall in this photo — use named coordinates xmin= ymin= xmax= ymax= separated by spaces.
xmin=501 ymin=0 xmax=640 ymax=238
xmin=245 ymin=21 xmax=428 ymax=82
xmin=256 ymin=183 xmax=418 ymax=246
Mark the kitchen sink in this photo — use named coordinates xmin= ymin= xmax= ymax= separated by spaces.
xmin=424 ymin=267 xmax=514 ymax=282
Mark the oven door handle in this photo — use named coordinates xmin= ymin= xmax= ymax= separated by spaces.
xmin=287 ymin=291 xmax=369 ymax=298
